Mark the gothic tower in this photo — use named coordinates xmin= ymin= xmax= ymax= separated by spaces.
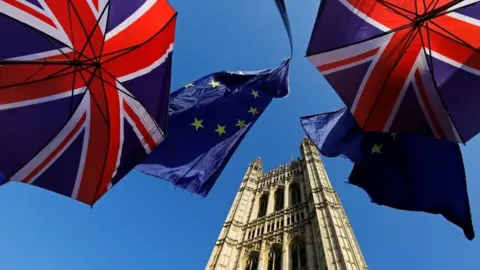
xmin=206 ymin=138 xmax=368 ymax=270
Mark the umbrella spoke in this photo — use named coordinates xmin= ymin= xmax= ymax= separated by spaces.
xmin=362 ymin=27 xmax=421 ymax=128
xmin=428 ymin=20 xmax=480 ymax=51
xmin=0 ymin=65 xmax=75 ymax=102
xmin=85 ymin=66 xmax=139 ymax=101
xmin=76 ymin=67 xmax=110 ymax=124
xmin=425 ymin=27 xmax=480 ymax=70
xmin=68 ymin=0 xmax=110 ymax=62
xmin=417 ymin=24 xmax=465 ymax=143
xmin=377 ymin=0 xmax=416 ymax=18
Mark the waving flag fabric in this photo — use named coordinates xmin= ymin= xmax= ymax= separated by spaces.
xmin=300 ymin=108 xmax=364 ymax=162
xmin=137 ymin=59 xmax=290 ymax=196
xmin=0 ymin=0 xmax=176 ymax=205
xmin=274 ymin=0 xmax=293 ymax=54
xmin=301 ymin=108 xmax=474 ymax=240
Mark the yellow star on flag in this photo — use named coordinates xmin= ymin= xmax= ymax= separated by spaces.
xmin=191 ymin=118 xmax=204 ymax=131
xmin=208 ymin=80 xmax=221 ymax=88
xmin=185 ymin=82 xmax=194 ymax=88
xmin=235 ymin=119 xmax=246 ymax=129
xmin=251 ymin=90 xmax=260 ymax=99
xmin=371 ymin=144 xmax=383 ymax=154
xmin=215 ymin=124 xmax=226 ymax=136
xmin=248 ymin=107 xmax=259 ymax=116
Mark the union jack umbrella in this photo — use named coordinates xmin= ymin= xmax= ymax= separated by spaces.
xmin=0 ymin=0 xmax=176 ymax=206
xmin=307 ymin=0 xmax=480 ymax=143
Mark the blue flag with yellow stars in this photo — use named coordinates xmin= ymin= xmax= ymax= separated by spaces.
xmin=136 ymin=59 xmax=290 ymax=196
xmin=300 ymin=108 xmax=474 ymax=240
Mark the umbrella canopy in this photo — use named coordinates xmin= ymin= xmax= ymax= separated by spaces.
xmin=307 ymin=0 xmax=480 ymax=143
xmin=0 ymin=0 xmax=176 ymax=205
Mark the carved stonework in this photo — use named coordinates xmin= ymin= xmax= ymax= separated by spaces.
xmin=265 ymin=234 xmax=283 ymax=247
xmin=244 ymin=241 xmax=261 ymax=255
xmin=287 ymin=226 xmax=305 ymax=239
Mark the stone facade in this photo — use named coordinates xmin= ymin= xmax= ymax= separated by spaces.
xmin=205 ymin=138 xmax=368 ymax=270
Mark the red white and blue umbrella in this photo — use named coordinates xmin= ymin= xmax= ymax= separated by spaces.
xmin=0 ymin=0 xmax=176 ymax=205
xmin=307 ymin=0 xmax=480 ymax=143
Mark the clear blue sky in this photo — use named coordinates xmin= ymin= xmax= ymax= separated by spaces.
xmin=0 ymin=0 xmax=479 ymax=269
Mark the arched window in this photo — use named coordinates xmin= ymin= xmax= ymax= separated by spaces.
xmin=245 ymin=252 xmax=259 ymax=270
xmin=290 ymin=183 xmax=301 ymax=206
xmin=258 ymin=194 xmax=268 ymax=217
xmin=291 ymin=240 xmax=307 ymax=270
xmin=267 ymin=246 xmax=282 ymax=270
xmin=274 ymin=189 xmax=284 ymax=211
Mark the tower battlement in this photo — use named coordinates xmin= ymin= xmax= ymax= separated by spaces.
xmin=259 ymin=157 xmax=303 ymax=181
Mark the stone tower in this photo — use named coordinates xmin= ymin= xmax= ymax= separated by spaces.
xmin=205 ymin=138 xmax=368 ymax=270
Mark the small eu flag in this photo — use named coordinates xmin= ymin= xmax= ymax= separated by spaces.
xmin=301 ymin=108 xmax=475 ymax=240
xmin=137 ymin=59 xmax=290 ymax=196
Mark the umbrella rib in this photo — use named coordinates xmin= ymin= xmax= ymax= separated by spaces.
xmin=95 ymin=66 xmax=164 ymax=134
xmin=305 ymin=21 xmax=419 ymax=57
xmin=76 ymin=0 xmax=111 ymax=62
xmin=0 ymin=59 xmax=78 ymax=65
xmin=80 ymin=46 xmax=133 ymax=63
xmin=100 ymin=12 xmax=177 ymax=66
xmin=0 ymin=64 xmax=74 ymax=89
xmin=98 ymin=1 xmax=112 ymax=64
xmin=97 ymin=67 xmax=111 ymax=128
xmin=77 ymin=11 xmax=177 ymax=65
xmin=67 ymin=0 xmax=77 ymax=61
xmin=76 ymin=67 xmax=110 ymax=124
xmin=0 ymin=11 xmax=80 ymax=61
xmin=428 ymin=0 xmax=465 ymax=17
xmin=16 ymin=64 xmax=47 ymax=86
xmin=39 ymin=30 xmax=74 ymax=62
xmin=85 ymin=66 xmax=139 ymax=101
xmin=418 ymin=22 xmax=466 ymax=143
xmin=377 ymin=0 xmax=416 ymax=17
xmin=422 ymin=0 xmax=427 ymax=12
xmin=81 ymin=65 xmax=164 ymax=144
xmin=90 ymin=67 xmax=113 ymax=206
xmin=69 ymin=65 xmax=79 ymax=116
xmin=67 ymin=0 xmax=99 ymax=61
xmin=423 ymin=22 xmax=435 ymax=72
xmin=428 ymin=21 xmax=478 ymax=51
xmin=426 ymin=0 xmax=441 ymax=13
xmin=363 ymin=27 xmax=420 ymax=130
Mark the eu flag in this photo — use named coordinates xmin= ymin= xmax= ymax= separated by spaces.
xmin=137 ymin=59 xmax=290 ymax=196
xmin=300 ymin=108 xmax=475 ymax=240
